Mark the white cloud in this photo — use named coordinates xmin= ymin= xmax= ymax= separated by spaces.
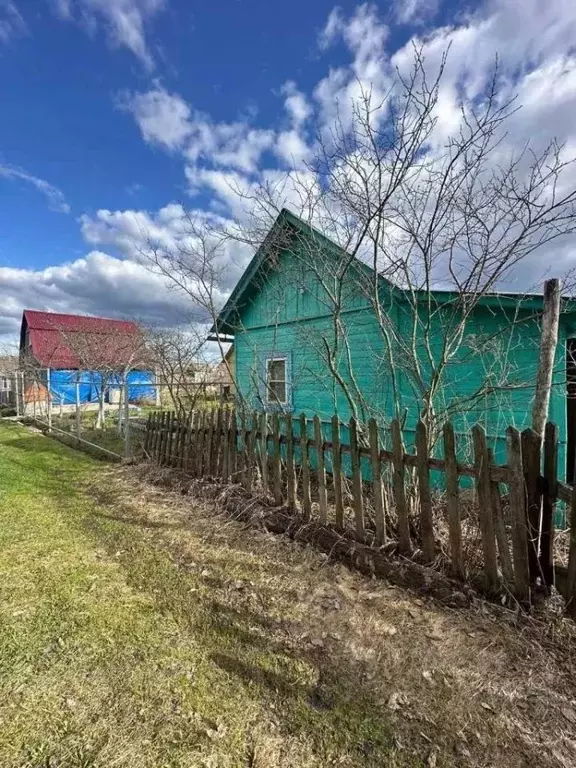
xmin=9 ymin=0 xmax=576 ymax=344
xmin=282 ymin=81 xmax=312 ymax=126
xmin=394 ymin=0 xmax=439 ymax=25
xmin=0 ymin=1 xmax=26 ymax=44
xmin=0 ymin=165 xmax=70 ymax=213
xmin=275 ymin=130 xmax=311 ymax=168
xmin=125 ymin=84 xmax=275 ymax=174
xmin=51 ymin=0 xmax=166 ymax=69
xmin=318 ymin=7 xmax=343 ymax=51
xmin=0 ymin=250 xmax=193 ymax=343
xmin=120 ymin=87 xmax=193 ymax=151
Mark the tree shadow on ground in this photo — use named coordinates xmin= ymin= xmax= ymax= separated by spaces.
xmin=82 ymin=495 xmax=409 ymax=767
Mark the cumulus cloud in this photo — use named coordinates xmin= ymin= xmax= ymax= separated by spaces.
xmin=0 ymin=250 xmax=193 ymax=343
xmin=394 ymin=0 xmax=439 ymax=26
xmin=51 ymin=0 xmax=166 ymax=69
xmin=123 ymin=84 xmax=275 ymax=174
xmin=0 ymin=1 xmax=26 ymax=44
xmin=8 ymin=0 xmax=576 ymax=342
xmin=119 ymin=87 xmax=193 ymax=151
xmin=0 ymin=165 xmax=70 ymax=213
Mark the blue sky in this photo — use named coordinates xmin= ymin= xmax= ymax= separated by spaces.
xmin=1 ymin=0 xmax=576 ymax=343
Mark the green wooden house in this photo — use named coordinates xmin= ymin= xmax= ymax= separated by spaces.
xmin=212 ymin=209 xmax=576 ymax=478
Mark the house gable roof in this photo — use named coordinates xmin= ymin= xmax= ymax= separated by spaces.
xmin=20 ymin=310 xmax=147 ymax=369
xmin=212 ymin=208 xmax=386 ymax=336
xmin=212 ymin=208 xmax=576 ymax=337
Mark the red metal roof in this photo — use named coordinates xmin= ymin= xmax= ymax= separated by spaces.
xmin=21 ymin=310 xmax=147 ymax=369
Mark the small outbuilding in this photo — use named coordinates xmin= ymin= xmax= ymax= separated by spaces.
xmin=19 ymin=310 xmax=156 ymax=410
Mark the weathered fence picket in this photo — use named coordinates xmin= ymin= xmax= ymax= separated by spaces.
xmin=415 ymin=420 xmax=435 ymax=562
xmin=314 ymin=415 xmax=328 ymax=524
xmin=472 ymin=424 xmax=499 ymax=593
xmin=541 ymin=422 xmax=558 ymax=587
xmin=349 ymin=417 xmax=365 ymax=541
xmin=368 ymin=418 xmax=386 ymax=545
xmin=331 ymin=415 xmax=344 ymax=528
xmin=300 ymin=413 xmax=312 ymax=520
xmin=442 ymin=422 xmax=463 ymax=577
xmin=285 ymin=414 xmax=296 ymax=509
xmin=391 ymin=419 xmax=411 ymax=554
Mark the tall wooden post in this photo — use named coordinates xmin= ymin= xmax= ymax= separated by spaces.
xmin=532 ymin=278 xmax=561 ymax=438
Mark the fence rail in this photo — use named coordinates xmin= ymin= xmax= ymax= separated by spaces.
xmin=143 ymin=408 xmax=576 ymax=614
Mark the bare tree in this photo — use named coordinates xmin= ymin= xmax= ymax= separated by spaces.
xmin=146 ymin=326 xmax=222 ymax=418
xmin=136 ymin=49 xmax=576 ymax=444
xmin=53 ymin=322 xmax=149 ymax=430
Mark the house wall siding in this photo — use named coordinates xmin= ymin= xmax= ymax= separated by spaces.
xmin=233 ymin=240 xmax=570 ymax=475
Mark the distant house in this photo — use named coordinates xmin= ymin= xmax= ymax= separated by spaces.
xmin=217 ymin=346 xmax=235 ymax=401
xmin=212 ymin=209 xmax=576 ymax=478
xmin=0 ymin=355 xmax=18 ymax=407
xmin=19 ymin=310 xmax=157 ymax=409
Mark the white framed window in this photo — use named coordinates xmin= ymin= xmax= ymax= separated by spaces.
xmin=265 ymin=356 xmax=288 ymax=405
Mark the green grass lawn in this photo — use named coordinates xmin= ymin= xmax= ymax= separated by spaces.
xmin=0 ymin=421 xmax=399 ymax=768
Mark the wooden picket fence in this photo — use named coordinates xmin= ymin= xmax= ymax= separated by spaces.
xmin=143 ymin=408 xmax=576 ymax=613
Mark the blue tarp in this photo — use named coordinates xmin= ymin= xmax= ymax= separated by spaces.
xmin=48 ymin=369 xmax=155 ymax=405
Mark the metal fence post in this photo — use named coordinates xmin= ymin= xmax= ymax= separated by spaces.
xmin=46 ymin=368 xmax=52 ymax=433
xmin=124 ymin=378 xmax=131 ymax=459
xmin=75 ymin=374 xmax=81 ymax=444
xmin=14 ymin=371 xmax=20 ymax=417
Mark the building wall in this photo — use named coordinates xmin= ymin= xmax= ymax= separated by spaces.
xmin=233 ymin=240 xmax=573 ymax=477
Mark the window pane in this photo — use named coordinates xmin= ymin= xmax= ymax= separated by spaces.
xmin=268 ymin=379 xmax=286 ymax=403
xmin=267 ymin=359 xmax=286 ymax=381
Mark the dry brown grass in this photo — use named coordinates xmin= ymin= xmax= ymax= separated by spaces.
xmin=87 ymin=463 xmax=576 ymax=768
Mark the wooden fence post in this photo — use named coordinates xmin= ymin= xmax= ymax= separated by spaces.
xmin=368 ymin=418 xmax=386 ymax=546
xmin=245 ymin=412 xmax=256 ymax=492
xmin=349 ymin=417 xmax=365 ymax=541
xmin=522 ymin=428 xmax=542 ymax=583
xmin=221 ymin=409 xmax=230 ymax=482
xmin=184 ymin=411 xmax=194 ymax=473
xmin=540 ymin=421 xmax=558 ymax=588
xmin=532 ymin=278 xmax=561 ymax=439
xmin=506 ymin=426 xmax=530 ymax=603
xmin=144 ymin=412 xmax=152 ymax=455
xmin=207 ymin=409 xmax=216 ymax=476
xmin=472 ymin=424 xmax=499 ymax=593
xmin=331 ymin=415 xmax=344 ymax=529
xmin=260 ymin=412 xmax=268 ymax=493
xmin=196 ymin=410 xmax=206 ymax=478
xmin=159 ymin=411 xmax=166 ymax=464
xmin=229 ymin=409 xmax=238 ymax=482
xmin=152 ymin=411 xmax=162 ymax=462
xmin=285 ymin=414 xmax=296 ymax=509
xmin=272 ymin=412 xmax=282 ymax=505
xmin=567 ymin=459 xmax=576 ymax=616
xmin=299 ymin=413 xmax=312 ymax=520
xmin=212 ymin=408 xmax=222 ymax=477
xmin=163 ymin=411 xmax=172 ymax=466
xmin=391 ymin=419 xmax=411 ymax=554
xmin=442 ymin=422 xmax=463 ymax=577
xmin=313 ymin=416 xmax=328 ymax=524
xmin=239 ymin=411 xmax=248 ymax=487
xmin=488 ymin=447 xmax=514 ymax=589
xmin=415 ymin=420 xmax=435 ymax=562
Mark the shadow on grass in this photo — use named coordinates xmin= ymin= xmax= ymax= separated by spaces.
xmin=82 ymin=502 xmax=402 ymax=766
xmin=0 ymin=426 xmax=411 ymax=765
